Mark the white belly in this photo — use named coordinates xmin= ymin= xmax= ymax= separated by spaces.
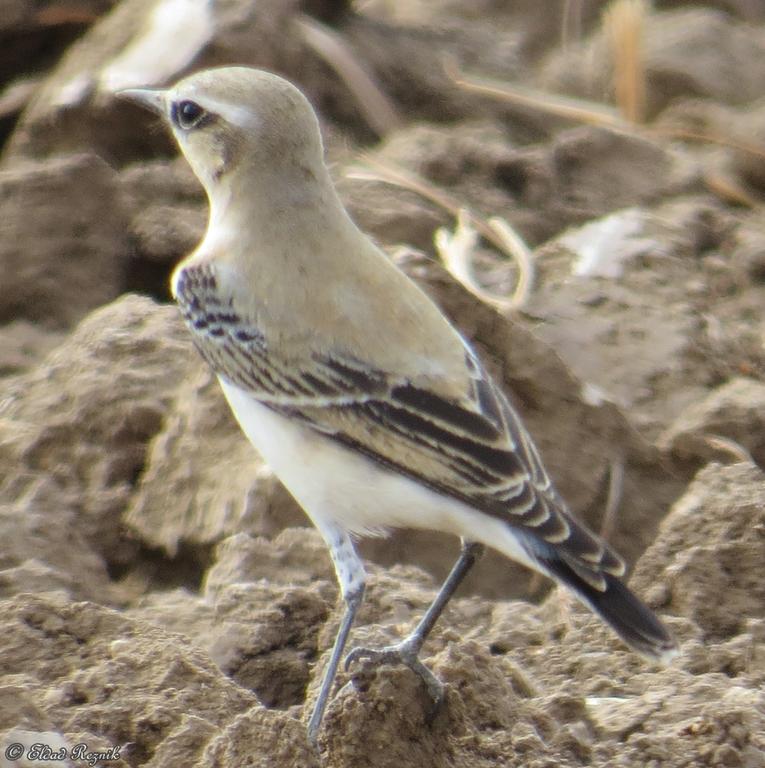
xmin=218 ymin=378 xmax=538 ymax=572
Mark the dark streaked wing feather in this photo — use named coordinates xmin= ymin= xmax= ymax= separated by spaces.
xmin=176 ymin=264 xmax=624 ymax=586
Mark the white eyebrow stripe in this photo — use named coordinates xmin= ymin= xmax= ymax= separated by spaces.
xmin=197 ymin=96 xmax=257 ymax=129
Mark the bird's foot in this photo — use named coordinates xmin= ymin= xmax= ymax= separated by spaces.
xmin=344 ymin=636 xmax=445 ymax=710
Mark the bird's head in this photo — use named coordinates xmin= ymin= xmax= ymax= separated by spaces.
xmin=119 ymin=67 xmax=326 ymax=192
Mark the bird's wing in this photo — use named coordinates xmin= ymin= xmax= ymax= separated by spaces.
xmin=176 ymin=263 xmax=624 ymax=587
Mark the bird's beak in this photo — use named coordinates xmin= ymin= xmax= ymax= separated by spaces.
xmin=116 ymin=87 xmax=168 ymax=117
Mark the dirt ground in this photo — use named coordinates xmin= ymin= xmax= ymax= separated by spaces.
xmin=1 ymin=1 xmax=764 ymax=766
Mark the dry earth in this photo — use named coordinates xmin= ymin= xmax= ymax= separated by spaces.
xmin=1 ymin=1 xmax=764 ymax=767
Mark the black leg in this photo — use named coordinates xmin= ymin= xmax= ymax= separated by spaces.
xmin=307 ymin=525 xmax=366 ymax=746
xmin=307 ymin=582 xmax=364 ymax=745
xmin=404 ymin=539 xmax=484 ymax=651
xmin=345 ymin=539 xmax=484 ymax=704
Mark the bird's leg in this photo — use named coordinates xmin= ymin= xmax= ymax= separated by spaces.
xmin=307 ymin=525 xmax=366 ymax=746
xmin=345 ymin=539 xmax=484 ymax=708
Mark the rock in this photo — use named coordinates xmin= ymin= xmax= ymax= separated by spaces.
xmin=658 ymin=377 xmax=765 ymax=472
xmin=0 ymin=321 xmax=62 ymax=377
xmin=527 ymin=198 xmax=740 ymax=439
xmin=548 ymin=126 xmax=691 ymax=217
xmin=0 ymin=483 xmax=112 ymax=603
xmin=0 ymin=0 xmax=111 ymax=101
xmin=124 ymin=366 xmax=281 ymax=556
xmin=0 ymin=594 xmax=256 ymax=766
xmin=205 ymin=580 xmax=327 ymax=709
xmin=203 ymin=530 xmax=336 ymax=596
xmin=0 ymin=154 xmax=129 ymax=329
xmin=198 ymin=707 xmax=319 ymax=768
xmin=631 ymin=462 xmax=765 ymax=640
xmin=129 ymin=529 xmax=335 ymax=709
xmin=118 ymin=158 xmax=205 ymax=268
xmin=319 ymin=663 xmax=462 ymax=767
xmin=0 ymin=294 xmax=195 ymax=591
xmin=0 ymin=514 xmax=763 ymax=768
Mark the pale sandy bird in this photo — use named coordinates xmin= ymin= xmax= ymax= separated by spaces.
xmin=120 ymin=67 xmax=676 ymax=744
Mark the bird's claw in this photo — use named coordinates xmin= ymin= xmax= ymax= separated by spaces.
xmin=344 ymin=639 xmax=445 ymax=711
xmin=345 ymin=644 xmax=408 ymax=670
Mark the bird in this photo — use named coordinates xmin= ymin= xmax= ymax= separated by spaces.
xmin=119 ymin=66 xmax=677 ymax=745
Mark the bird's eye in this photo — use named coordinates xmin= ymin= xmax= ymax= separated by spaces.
xmin=172 ymin=100 xmax=206 ymax=130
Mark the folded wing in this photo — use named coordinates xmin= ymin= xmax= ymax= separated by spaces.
xmin=175 ymin=263 xmax=625 ymax=590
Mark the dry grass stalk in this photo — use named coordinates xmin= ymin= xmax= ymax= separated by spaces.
xmin=704 ymin=172 xmax=759 ymax=209
xmin=603 ymin=0 xmax=649 ymax=124
xmin=445 ymin=60 xmax=628 ymax=130
xmin=704 ymin=435 xmax=754 ymax=464
xmin=447 ymin=61 xmax=765 ymax=172
xmin=347 ymin=155 xmax=534 ymax=310
xmin=435 ymin=211 xmax=528 ymax=313
xmin=600 ymin=456 xmax=625 ymax=543
xmin=561 ymin=0 xmax=586 ymax=50
xmin=294 ymin=14 xmax=402 ymax=138
xmin=487 ymin=216 xmax=535 ymax=309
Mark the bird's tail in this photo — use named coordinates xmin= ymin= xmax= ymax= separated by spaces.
xmin=542 ymin=554 xmax=677 ymax=663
